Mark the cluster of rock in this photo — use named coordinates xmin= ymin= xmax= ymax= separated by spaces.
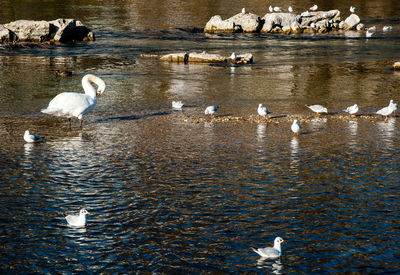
xmin=140 ymin=51 xmax=253 ymax=64
xmin=0 ymin=19 xmax=94 ymax=43
xmin=204 ymin=10 xmax=364 ymax=34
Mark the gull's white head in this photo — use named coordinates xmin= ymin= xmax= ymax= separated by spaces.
xmin=80 ymin=209 xmax=89 ymax=216
xmin=273 ymin=237 xmax=286 ymax=249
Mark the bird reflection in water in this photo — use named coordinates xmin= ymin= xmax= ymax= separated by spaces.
xmin=256 ymin=257 xmax=283 ymax=274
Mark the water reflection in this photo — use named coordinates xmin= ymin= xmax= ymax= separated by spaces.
xmin=290 ymin=137 xmax=300 ymax=173
xmin=256 ymin=257 xmax=283 ymax=274
xmin=376 ymin=117 xmax=396 ymax=150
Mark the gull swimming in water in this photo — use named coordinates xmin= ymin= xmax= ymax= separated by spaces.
xmin=257 ymin=104 xmax=269 ymax=116
xmin=288 ymin=6 xmax=294 ymax=13
xmin=309 ymin=4 xmax=318 ymax=11
xmin=306 ymin=104 xmax=328 ymax=115
xmin=252 ymin=237 xmax=286 ymax=258
xmin=291 ymin=120 xmax=301 ymax=135
xmin=344 ymin=104 xmax=359 ymax=117
xmin=23 ymin=130 xmax=43 ymax=143
xmin=65 ymin=208 xmax=89 ymax=227
xmin=172 ymin=101 xmax=184 ymax=110
xmin=383 ymin=26 xmax=393 ymax=32
xmin=376 ymin=103 xmax=396 ymax=122
xmin=205 ymin=106 xmax=219 ymax=116
xmin=42 ymin=74 xmax=106 ymax=128
xmin=350 ymin=6 xmax=356 ymax=13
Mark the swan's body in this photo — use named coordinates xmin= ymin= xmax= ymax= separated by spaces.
xmin=24 ymin=130 xmax=43 ymax=143
xmin=42 ymin=74 xmax=105 ymax=127
xmin=65 ymin=208 xmax=88 ymax=227
xmin=306 ymin=104 xmax=328 ymax=114
xmin=309 ymin=4 xmax=318 ymax=11
xmin=205 ymin=106 xmax=219 ymax=115
xmin=172 ymin=101 xmax=184 ymax=110
xmin=291 ymin=120 xmax=301 ymax=135
xmin=252 ymin=237 xmax=286 ymax=258
xmin=344 ymin=104 xmax=359 ymax=116
xmin=257 ymin=104 xmax=269 ymax=116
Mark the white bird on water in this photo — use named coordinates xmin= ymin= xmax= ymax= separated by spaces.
xmin=306 ymin=104 xmax=328 ymax=115
xmin=309 ymin=4 xmax=318 ymax=11
xmin=252 ymin=237 xmax=286 ymax=258
xmin=172 ymin=101 xmax=184 ymax=110
xmin=376 ymin=103 xmax=396 ymax=122
xmin=273 ymin=6 xmax=282 ymax=12
xmin=257 ymin=104 xmax=269 ymax=116
xmin=366 ymin=30 xmax=374 ymax=38
xmin=288 ymin=6 xmax=294 ymax=13
xmin=344 ymin=104 xmax=359 ymax=117
xmin=205 ymin=106 xmax=219 ymax=116
xmin=367 ymin=26 xmax=376 ymax=32
xmin=350 ymin=6 xmax=356 ymax=13
xmin=23 ymin=130 xmax=43 ymax=143
xmin=41 ymin=74 xmax=106 ymax=128
xmin=383 ymin=26 xmax=393 ymax=32
xmin=65 ymin=208 xmax=89 ymax=227
xmin=291 ymin=120 xmax=301 ymax=135
xmin=242 ymin=8 xmax=246 ymax=14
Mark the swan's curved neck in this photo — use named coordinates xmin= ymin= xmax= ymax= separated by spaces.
xmin=82 ymin=74 xmax=105 ymax=98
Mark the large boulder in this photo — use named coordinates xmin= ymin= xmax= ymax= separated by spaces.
xmin=141 ymin=51 xmax=254 ymax=64
xmin=299 ymin=10 xmax=341 ymax=28
xmin=1 ymin=19 xmax=94 ymax=43
xmin=204 ymin=13 xmax=263 ymax=33
xmin=343 ymin=14 xmax=360 ymax=30
xmin=4 ymin=20 xmax=51 ymax=42
xmin=261 ymin=13 xmax=300 ymax=33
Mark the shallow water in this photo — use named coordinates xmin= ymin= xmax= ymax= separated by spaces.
xmin=1 ymin=0 xmax=400 ymax=273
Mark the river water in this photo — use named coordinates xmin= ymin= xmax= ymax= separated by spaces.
xmin=1 ymin=0 xmax=400 ymax=273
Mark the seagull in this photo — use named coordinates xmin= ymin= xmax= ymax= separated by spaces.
xmin=42 ymin=74 xmax=106 ymax=128
xmin=172 ymin=101 xmax=184 ymax=110
xmin=23 ymin=130 xmax=43 ymax=143
xmin=356 ymin=24 xmax=363 ymax=31
xmin=309 ymin=4 xmax=318 ymax=11
xmin=350 ymin=6 xmax=356 ymax=13
xmin=344 ymin=104 xmax=359 ymax=117
xmin=301 ymin=10 xmax=310 ymax=17
xmin=376 ymin=103 xmax=396 ymax=122
xmin=366 ymin=30 xmax=374 ymax=38
xmin=288 ymin=6 xmax=294 ymax=13
xmin=291 ymin=120 xmax=301 ymax=135
xmin=273 ymin=7 xmax=282 ymax=12
xmin=65 ymin=208 xmax=89 ymax=227
xmin=389 ymin=99 xmax=399 ymax=115
xmin=306 ymin=104 xmax=328 ymax=115
xmin=269 ymin=5 xmax=273 ymax=12
xmin=242 ymin=8 xmax=246 ymax=14
xmin=367 ymin=26 xmax=376 ymax=31
xmin=310 ymin=22 xmax=317 ymax=28
xmin=205 ymin=106 xmax=219 ymax=116
xmin=383 ymin=26 xmax=393 ymax=32
xmin=230 ymin=52 xmax=237 ymax=61
xmin=252 ymin=237 xmax=286 ymax=258
xmin=257 ymin=104 xmax=269 ymax=116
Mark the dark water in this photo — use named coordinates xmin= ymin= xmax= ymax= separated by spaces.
xmin=1 ymin=0 xmax=400 ymax=273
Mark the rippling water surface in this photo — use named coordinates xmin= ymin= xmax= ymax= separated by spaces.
xmin=1 ymin=0 xmax=400 ymax=273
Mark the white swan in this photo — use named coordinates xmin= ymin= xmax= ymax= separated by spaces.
xmin=65 ymin=208 xmax=89 ymax=227
xmin=42 ymin=74 xmax=106 ymax=127
xmin=291 ymin=120 xmax=301 ymax=135
xmin=24 ymin=130 xmax=43 ymax=143
xmin=252 ymin=237 xmax=286 ymax=258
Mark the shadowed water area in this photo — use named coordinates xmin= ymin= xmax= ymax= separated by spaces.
xmin=1 ymin=0 xmax=400 ymax=273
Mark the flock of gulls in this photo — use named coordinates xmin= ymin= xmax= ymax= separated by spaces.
xmin=241 ymin=4 xmax=393 ymax=37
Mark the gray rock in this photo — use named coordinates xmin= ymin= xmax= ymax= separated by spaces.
xmin=204 ymin=13 xmax=263 ymax=33
xmin=343 ymin=14 xmax=360 ymax=30
xmin=141 ymin=51 xmax=253 ymax=64
xmin=261 ymin=13 xmax=300 ymax=33
xmin=300 ymin=10 xmax=340 ymax=28
xmin=4 ymin=20 xmax=51 ymax=42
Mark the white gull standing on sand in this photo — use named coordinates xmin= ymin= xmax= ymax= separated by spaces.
xmin=23 ymin=130 xmax=43 ymax=143
xmin=65 ymin=208 xmax=89 ymax=227
xmin=252 ymin=237 xmax=286 ymax=258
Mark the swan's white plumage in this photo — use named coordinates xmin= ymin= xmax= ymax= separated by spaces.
xmin=42 ymin=74 xmax=105 ymax=122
